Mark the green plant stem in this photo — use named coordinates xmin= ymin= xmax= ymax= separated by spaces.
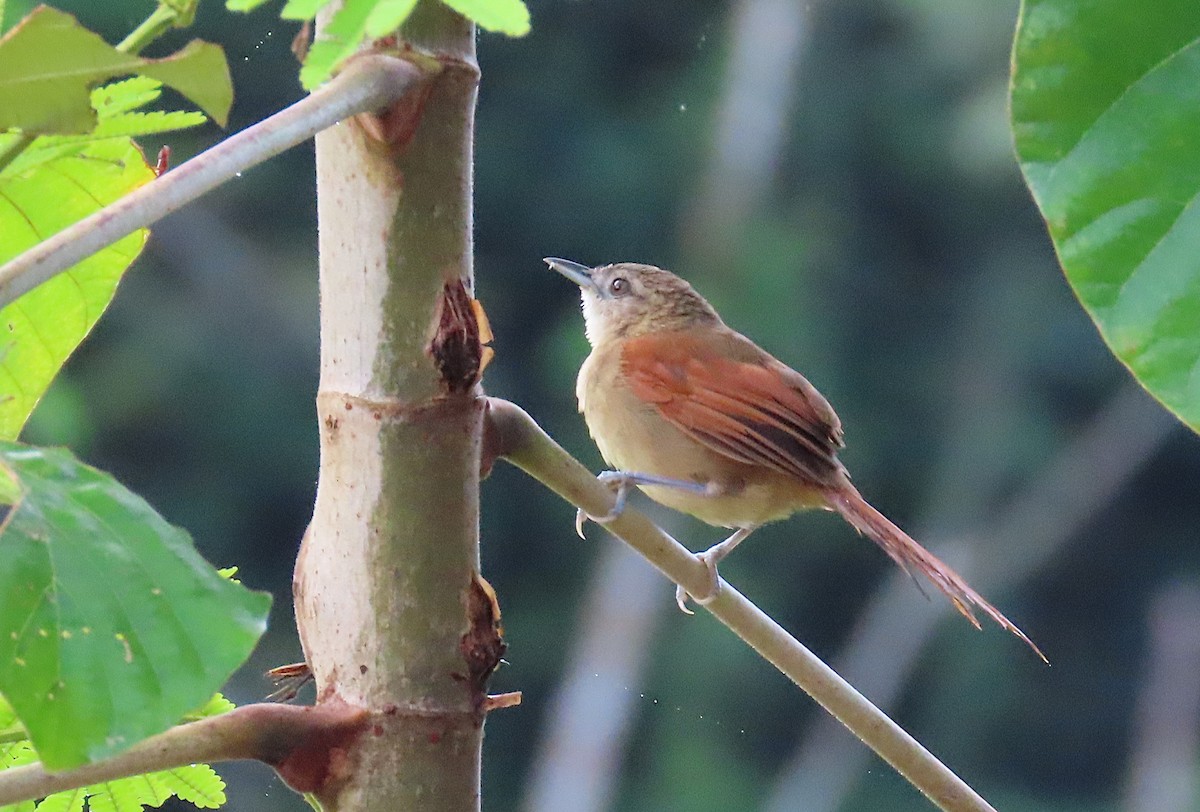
xmin=0 ymin=54 xmax=423 ymax=309
xmin=292 ymin=2 xmax=485 ymax=809
xmin=116 ymin=4 xmax=180 ymax=55
xmin=485 ymin=397 xmax=998 ymax=812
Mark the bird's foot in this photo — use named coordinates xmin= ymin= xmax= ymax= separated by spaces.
xmin=675 ymin=548 xmax=723 ymax=615
xmin=574 ymin=471 xmax=636 ymax=538
xmin=574 ymin=470 xmax=711 ymax=538
xmin=673 ymin=526 xmax=757 ymax=615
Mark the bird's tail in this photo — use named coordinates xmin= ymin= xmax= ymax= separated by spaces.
xmin=830 ymin=485 xmax=1047 ymax=663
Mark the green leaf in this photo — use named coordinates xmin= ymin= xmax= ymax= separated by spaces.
xmin=185 ymin=693 xmax=236 ymax=720
xmin=237 ymin=0 xmax=528 ymax=89
xmin=0 ymin=139 xmax=151 ymax=441
xmin=0 ymin=6 xmax=232 ymax=133
xmin=364 ymin=0 xmax=419 ymax=36
xmin=441 ymin=0 xmax=529 ymax=36
xmin=4 ymin=77 xmax=207 ymax=173
xmin=1011 ymin=0 xmax=1200 ymax=431
xmin=33 ymin=791 xmax=83 ymax=812
xmin=0 ymin=75 xmax=209 ymax=442
xmin=0 ymin=443 xmax=271 ymax=770
xmin=297 ymin=0 xmax=377 ymax=90
xmin=281 ymin=0 xmax=335 ymax=20
xmin=225 ymin=0 xmax=332 ymax=17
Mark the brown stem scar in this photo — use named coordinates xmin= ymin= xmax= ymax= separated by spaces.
xmin=459 ymin=572 xmax=509 ymax=715
xmin=264 ymin=700 xmax=370 ymax=796
xmin=429 ymin=279 xmax=492 ymax=395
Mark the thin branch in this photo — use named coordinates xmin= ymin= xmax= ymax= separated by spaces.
xmin=0 ymin=53 xmax=425 ymax=310
xmin=486 ymin=397 xmax=997 ymax=812
xmin=765 ymin=381 xmax=1176 ymax=812
xmin=0 ymin=702 xmax=367 ymax=807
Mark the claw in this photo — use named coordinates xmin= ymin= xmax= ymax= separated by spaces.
xmin=675 ymin=549 xmax=722 ymax=614
xmin=675 ymin=583 xmax=695 ymax=615
xmin=574 ymin=471 xmax=637 ymax=538
xmin=672 ymin=527 xmax=756 ymax=615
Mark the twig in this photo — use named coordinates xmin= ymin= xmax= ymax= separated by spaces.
xmin=765 ymin=381 xmax=1176 ymax=811
xmin=486 ymin=397 xmax=997 ymax=812
xmin=0 ymin=53 xmax=424 ymax=309
xmin=0 ymin=703 xmax=366 ymax=807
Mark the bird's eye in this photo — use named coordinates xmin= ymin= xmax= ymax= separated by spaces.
xmin=608 ymin=277 xmax=630 ymax=297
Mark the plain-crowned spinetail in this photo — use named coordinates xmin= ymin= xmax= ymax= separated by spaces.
xmin=548 ymin=257 xmax=1043 ymax=660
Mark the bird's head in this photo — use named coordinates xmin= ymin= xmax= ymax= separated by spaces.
xmin=545 ymin=258 xmax=722 ymax=347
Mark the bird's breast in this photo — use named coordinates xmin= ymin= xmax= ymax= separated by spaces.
xmin=576 ymin=345 xmax=823 ymax=528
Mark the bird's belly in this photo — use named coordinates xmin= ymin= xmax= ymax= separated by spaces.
xmin=581 ymin=374 xmax=823 ymax=528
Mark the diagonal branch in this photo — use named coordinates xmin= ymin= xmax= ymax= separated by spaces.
xmin=0 ymin=702 xmax=369 ymax=807
xmin=765 ymin=380 xmax=1177 ymax=812
xmin=0 ymin=53 xmax=425 ymax=309
xmin=485 ymin=397 xmax=998 ymax=812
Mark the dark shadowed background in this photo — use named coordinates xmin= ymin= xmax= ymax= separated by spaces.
xmin=9 ymin=0 xmax=1200 ymax=809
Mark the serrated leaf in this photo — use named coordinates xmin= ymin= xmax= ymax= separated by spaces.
xmin=0 ymin=139 xmax=152 ymax=441
xmin=0 ymin=73 xmax=208 ymax=441
xmin=91 ymin=78 xmax=163 ymax=118
xmin=364 ymin=0 xmax=418 ymax=36
xmin=33 ymin=791 xmax=83 ymax=812
xmin=85 ymin=781 xmax=139 ymax=812
xmin=4 ymin=77 xmax=207 ymax=176
xmin=1011 ymin=0 xmax=1200 ymax=432
xmin=0 ymin=443 xmax=271 ymax=770
xmin=281 ymin=0 xmax=334 ymax=20
xmin=185 ymin=692 xmax=236 ymax=720
xmin=0 ymin=7 xmax=232 ymax=133
xmin=157 ymin=764 xmax=225 ymax=808
xmin=0 ymin=739 xmax=36 ymax=768
xmin=441 ymin=0 xmax=528 ymax=36
xmin=297 ymin=0 xmax=376 ymax=89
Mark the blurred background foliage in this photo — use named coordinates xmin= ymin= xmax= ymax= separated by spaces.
xmin=7 ymin=0 xmax=1200 ymax=809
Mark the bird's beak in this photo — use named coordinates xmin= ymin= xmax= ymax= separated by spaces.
xmin=544 ymin=257 xmax=599 ymax=294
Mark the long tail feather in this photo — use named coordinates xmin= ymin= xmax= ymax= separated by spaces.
xmin=830 ymin=485 xmax=1047 ymax=663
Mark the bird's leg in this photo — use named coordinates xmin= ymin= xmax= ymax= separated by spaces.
xmin=574 ymin=470 xmax=713 ymax=538
xmin=675 ymin=526 xmax=757 ymax=614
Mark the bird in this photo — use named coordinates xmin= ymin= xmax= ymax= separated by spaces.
xmin=546 ymin=257 xmax=1044 ymax=660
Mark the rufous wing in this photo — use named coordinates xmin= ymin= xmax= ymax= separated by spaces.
xmin=620 ymin=330 xmax=844 ymax=487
